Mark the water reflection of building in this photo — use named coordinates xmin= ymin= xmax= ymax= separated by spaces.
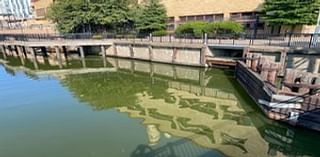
xmin=4 ymin=56 xmax=319 ymax=157
xmin=105 ymin=58 xmax=320 ymax=157
xmin=118 ymin=89 xmax=273 ymax=157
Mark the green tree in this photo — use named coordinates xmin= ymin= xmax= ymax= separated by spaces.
xmin=48 ymin=0 xmax=134 ymax=33
xmin=260 ymin=0 xmax=320 ymax=31
xmin=135 ymin=0 xmax=167 ymax=34
xmin=47 ymin=0 xmax=85 ymax=33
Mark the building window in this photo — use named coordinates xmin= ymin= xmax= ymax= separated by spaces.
xmin=180 ymin=16 xmax=186 ymax=22
xmin=179 ymin=13 xmax=224 ymax=23
xmin=230 ymin=12 xmax=256 ymax=21
xmin=167 ymin=17 xmax=174 ymax=23
xmin=204 ymin=15 xmax=213 ymax=21
xmin=195 ymin=15 xmax=204 ymax=21
xmin=35 ymin=8 xmax=46 ymax=18
xmin=214 ymin=14 xmax=224 ymax=21
xmin=167 ymin=24 xmax=175 ymax=30
xmin=187 ymin=16 xmax=195 ymax=21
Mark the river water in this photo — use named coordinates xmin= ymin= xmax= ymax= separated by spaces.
xmin=0 ymin=55 xmax=320 ymax=157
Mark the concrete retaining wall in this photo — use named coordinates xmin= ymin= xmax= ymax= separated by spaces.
xmin=175 ymin=48 xmax=201 ymax=65
xmin=152 ymin=47 xmax=174 ymax=63
xmin=106 ymin=42 xmax=205 ymax=66
xmin=132 ymin=45 xmax=150 ymax=60
xmin=116 ymin=45 xmax=131 ymax=57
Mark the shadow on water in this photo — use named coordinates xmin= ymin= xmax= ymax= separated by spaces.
xmin=2 ymin=52 xmax=320 ymax=157
xmin=131 ymin=137 xmax=222 ymax=157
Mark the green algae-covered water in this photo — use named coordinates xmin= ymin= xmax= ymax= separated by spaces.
xmin=0 ymin=55 xmax=320 ymax=157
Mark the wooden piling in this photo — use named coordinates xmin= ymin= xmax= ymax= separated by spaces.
xmin=17 ymin=46 xmax=25 ymax=65
xmin=29 ymin=47 xmax=39 ymax=70
xmin=1 ymin=46 xmax=6 ymax=59
xmin=267 ymin=63 xmax=278 ymax=84
xmin=282 ymin=69 xmax=296 ymax=92
xmin=251 ymin=54 xmax=261 ymax=72
xmin=298 ymin=73 xmax=311 ymax=94
xmin=101 ymin=45 xmax=107 ymax=67
xmin=55 ymin=46 xmax=63 ymax=69
xmin=260 ymin=58 xmax=270 ymax=81
xmin=79 ymin=46 xmax=86 ymax=68
xmin=4 ymin=46 xmax=11 ymax=56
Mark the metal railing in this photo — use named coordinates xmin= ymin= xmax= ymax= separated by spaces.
xmin=1 ymin=32 xmax=320 ymax=48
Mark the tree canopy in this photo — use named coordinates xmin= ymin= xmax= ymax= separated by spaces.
xmin=47 ymin=0 xmax=167 ymax=34
xmin=48 ymin=0 xmax=136 ymax=33
xmin=135 ymin=0 xmax=167 ymax=34
xmin=260 ymin=0 xmax=320 ymax=27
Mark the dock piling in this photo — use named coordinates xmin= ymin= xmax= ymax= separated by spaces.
xmin=29 ymin=47 xmax=39 ymax=70
xmin=55 ymin=46 xmax=63 ymax=69
xmin=101 ymin=45 xmax=107 ymax=67
xmin=17 ymin=46 xmax=25 ymax=65
xmin=79 ymin=46 xmax=86 ymax=68
xmin=1 ymin=46 xmax=7 ymax=59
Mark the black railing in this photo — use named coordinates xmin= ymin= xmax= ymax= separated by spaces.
xmin=1 ymin=32 xmax=320 ymax=48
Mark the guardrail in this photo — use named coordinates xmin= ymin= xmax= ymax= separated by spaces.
xmin=1 ymin=32 xmax=320 ymax=48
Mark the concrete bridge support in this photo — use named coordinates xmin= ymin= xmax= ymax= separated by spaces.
xmin=79 ymin=46 xmax=86 ymax=68
xmin=101 ymin=45 xmax=107 ymax=67
xmin=1 ymin=46 xmax=7 ymax=59
xmin=11 ymin=45 xmax=18 ymax=57
xmin=29 ymin=47 xmax=39 ymax=70
xmin=16 ymin=46 xmax=25 ymax=65
xmin=4 ymin=46 xmax=12 ymax=56
xmin=55 ymin=46 xmax=63 ymax=69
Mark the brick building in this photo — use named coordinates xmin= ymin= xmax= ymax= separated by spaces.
xmin=27 ymin=0 xmax=55 ymax=32
xmin=161 ymin=0 xmax=315 ymax=34
xmin=13 ymin=0 xmax=317 ymax=34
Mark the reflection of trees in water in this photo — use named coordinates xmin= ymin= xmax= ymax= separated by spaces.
xmin=60 ymin=63 xmax=320 ymax=157
xmin=61 ymin=71 xmax=161 ymax=109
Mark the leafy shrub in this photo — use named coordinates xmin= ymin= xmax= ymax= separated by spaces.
xmin=205 ymin=21 xmax=244 ymax=34
xmin=175 ymin=21 xmax=208 ymax=37
xmin=153 ymin=30 xmax=167 ymax=36
xmin=175 ymin=21 xmax=244 ymax=37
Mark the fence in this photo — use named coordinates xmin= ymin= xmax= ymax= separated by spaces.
xmin=1 ymin=32 xmax=320 ymax=48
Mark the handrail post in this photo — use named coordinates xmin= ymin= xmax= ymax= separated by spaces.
xmin=149 ymin=33 xmax=153 ymax=42
xmin=233 ymin=33 xmax=235 ymax=45
xmin=288 ymin=32 xmax=293 ymax=47
xmin=204 ymin=33 xmax=208 ymax=45
xmin=309 ymin=34 xmax=314 ymax=48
